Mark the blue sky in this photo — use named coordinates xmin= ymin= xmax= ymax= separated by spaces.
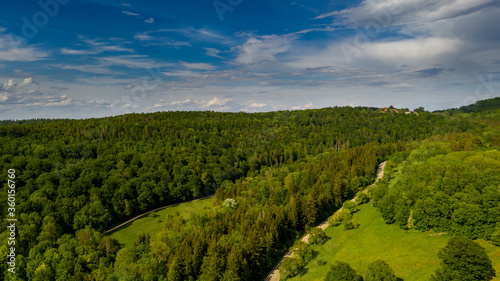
xmin=0 ymin=0 xmax=499 ymax=119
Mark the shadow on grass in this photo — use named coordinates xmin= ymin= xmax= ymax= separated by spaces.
xmin=299 ymin=267 xmax=309 ymax=277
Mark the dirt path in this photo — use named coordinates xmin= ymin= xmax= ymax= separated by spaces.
xmin=104 ymin=195 xmax=214 ymax=234
xmin=265 ymin=161 xmax=387 ymax=281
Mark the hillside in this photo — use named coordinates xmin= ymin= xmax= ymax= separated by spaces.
xmin=0 ymin=99 xmax=499 ymax=280
xmin=283 ymin=143 xmax=500 ymax=280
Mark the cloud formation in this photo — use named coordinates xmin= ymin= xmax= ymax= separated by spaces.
xmin=0 ymin=33 xmax=50 ymax=61
xmin=234 ymin=34 xmax=294 ymax=65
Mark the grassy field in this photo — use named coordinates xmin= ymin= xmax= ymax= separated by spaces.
xmin=289 ymin=202 xmax=500 ymax=281
xmin=108 ymin=196 xmax=214 ymax=248
xmin=288 ymin=202 xmax=447 ymax=281
xmin=287 ymin=159 xmax=500 ymax=281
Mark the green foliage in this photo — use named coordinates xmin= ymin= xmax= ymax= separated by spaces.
xmin=431 ymin=236 xmax=496 ymax=281
xmin=222 ymin=198 xmax=238 ymax=209
xmin=375 ymin=147 xmax=500 ymax=240
xmin=492 ymin=227 xmax=500 ymax=247
xmin=343 ymin=221 xmax=359 ymax=230
xmin=329 ymin=209 xmax=352 ymax=227
xmin=309 ymin=228 xmax=328 ymax=245
xmin=371 ymin=182 xmax=388 ymax=207
xmin=280 ymin=241 xmax=316 ymax=279
xmin=365 ymin=260 xmax=401 ymax=281
xmin=356 ymin=191 xmax=370 ymax=205
xmin=324 ymin=261 xmax=363 ymax=281
xmin=280 ymin=257 xmax=304 ymax=280
xmin=491 ymin=135 xmax=500 ymax=147
xmin=343 ymin=201 xmax=359 ymax=213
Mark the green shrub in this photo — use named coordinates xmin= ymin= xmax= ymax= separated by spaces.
xmin=309 ymin=228 xmax=328 ymax=245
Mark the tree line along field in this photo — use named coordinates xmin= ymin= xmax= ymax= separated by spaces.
xmin=0 ymin=98 xmax=498 ymax=280
xmin=108 ymin=196 xmax=214 ymax=249
xmin=282 ymin=142 xmax=500 ymax=280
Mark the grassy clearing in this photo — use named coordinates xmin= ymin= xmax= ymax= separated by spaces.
xmin=108 ymin=197 xmax=214 ymax=248
xmin=288 ymin=202 xmax=451 ymax=281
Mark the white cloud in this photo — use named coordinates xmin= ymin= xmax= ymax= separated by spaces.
xmin=203 ymin=97 xmax=231 ymax=108
xmin=145 ymin=17 xmax=154 ymax=24
xmin=235 ymin=34 xmax=293 ymax=65
xmin=61 ymin=48 xmax=98 ymax=55
xmin=62 ymin=37 xmax=134 ymax=55
xmin=0 ymin=78 xmax=36 ymax=90
xmin=0 ymin=77 xmax=109 ymax=111
xmin=181 ymin=62 xmax=216 ymax=70
xmin=363 ymin=37 xmax=462 ymax=64
xmin=248 ymin=102 xmax=267 ymax=108
xmin=100 ymin=55 xmax=170 ymax=69
xmin=122 ymin=11 xmax=141 ymax=17
xmin=0 ymin=34 xmax=50 ymax=61
xmin=286 ymin=0 xmax=500 ymax=89
xmin=169 ymin=97 xmax=232 ymax=109
xmin=134 ymin=27 xmax=230 ymax=47
xmin=48 ymin=64 xmax=116 ymax=74
xmin=162 ymin=70 xmax=203 ymax=77
xmin=204 ymin=47 xmax=223 ymax=58
xmin=171 ymin=99 xmax=194 ymax=106
xmin=134 ymin=33 xmax=191 ymax=47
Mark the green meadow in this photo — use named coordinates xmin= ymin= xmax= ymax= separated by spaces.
xmin=108 ymin=196 xmax=214 ymax=248
xmin=288 ymin=202 xmax=500 ymax=281
xmin=288 ymin=158 xmax=500 ymax=281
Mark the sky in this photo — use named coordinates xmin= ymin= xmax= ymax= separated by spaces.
xmin=0 ymin=0 xmax=499 ymax=120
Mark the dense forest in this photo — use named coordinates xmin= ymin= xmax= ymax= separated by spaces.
xmin=373 ymin=138 xmax=500 ymax=240
xmin=0 ymin=99 xmax=499 ymax=280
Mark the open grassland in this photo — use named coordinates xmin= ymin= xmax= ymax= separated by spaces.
xmin=289 ymin=201 xmax=500 ymax=281
xmin=108 ymin=197 xmax=214 ymax=248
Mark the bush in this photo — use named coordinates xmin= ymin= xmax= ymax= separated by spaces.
xmin=371 ymin=183 xmax=388 ymax=207
xmin=317 ymin=259 xmax=327 ymax=266
xmin=309 ymin=228 xmax=328 ymax=245
xmin=329 ymin=209 xmax=352 ymax=227
xmin=324 ymin=261 xmax=363 ymax=281
xmin=356 ymin=191 xmax=370 ymax=204
xmin=279 ymin=242 xmax=316 ymax=280
xmin=295 ymin=241 xmax=315 ymax=263
xmin=343 ymin=221 xmax=359 ymax=230
xmin=279 ymin=257 xmax=303 ymax=280
xmin=365 ymin=260 xmax=401 ymax=281
xmin=343 ymin=201 xmax=359 ymax=213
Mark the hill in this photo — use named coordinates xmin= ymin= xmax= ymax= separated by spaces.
xmin=0 ymin=99 xmax=498 ymax=280
xmin=283 ymin=143 xmax=500 ymax=280
xmin=286 ymin=201 xmax=500 ymax=281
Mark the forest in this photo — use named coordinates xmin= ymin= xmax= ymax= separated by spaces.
xmin=0 ymin=97 xmax=499 ymax=280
